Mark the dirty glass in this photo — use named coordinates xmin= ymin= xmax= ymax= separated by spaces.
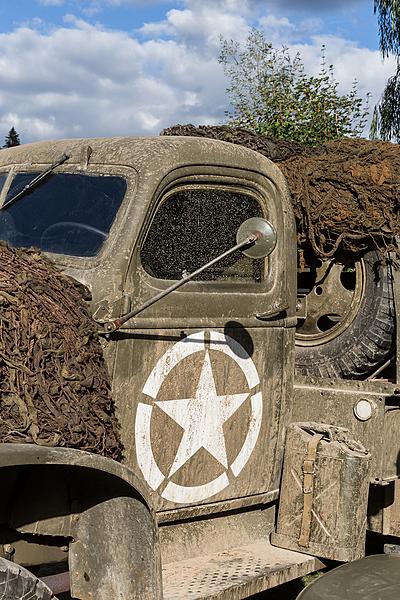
xmin=141 ymin=188 xmax=264 ymax=282
xmin=0 ymin=172 xmax=127 ymax=257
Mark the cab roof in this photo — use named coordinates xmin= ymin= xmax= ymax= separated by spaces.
xmin=0 ymin=135 xmax=274 ymax=175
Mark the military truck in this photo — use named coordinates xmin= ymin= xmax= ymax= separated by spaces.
xmin=0 ymin=136 xmax=398 ymax=599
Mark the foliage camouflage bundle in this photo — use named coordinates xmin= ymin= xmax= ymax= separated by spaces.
xmin=281 ymin=137 xmax=400 ymax=257
xmin=160 ymin=123 xmax=306 ymax=161
xmin=0 ymin=243 xmax=122 ymax=459
xmin=219 ymin=30 xmax=370 ymax=146
xmin=162 ymin=125 xmax=400 ymax=258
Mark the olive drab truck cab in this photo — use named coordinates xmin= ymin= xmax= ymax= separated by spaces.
xmin=0 ymin=136 xmax=398 ymax=599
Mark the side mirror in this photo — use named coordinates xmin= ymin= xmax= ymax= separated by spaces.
xmin=236 ymin=216 xmax=277 ymax=258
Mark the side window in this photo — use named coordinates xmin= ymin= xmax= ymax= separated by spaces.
xmin=141 ymin=187 xmax=264 ymax=282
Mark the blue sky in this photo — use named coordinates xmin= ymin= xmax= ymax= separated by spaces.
xmin=0 ymin=1 xmax=172 ymax=32
xmin=0 ymin=1 xmax=394 ymax=142
xmin=0 ymin=1 xmax=380 ymax=47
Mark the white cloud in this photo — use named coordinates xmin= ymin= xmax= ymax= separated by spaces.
xmin=141 ymin=4 xmax=250 ymax=51
xmin=258 ymin=14 xmax=323 ymax=43
xmin=19 ymin=17 xmax=45 ymax=29
xmin=38 ymin=0 xmax=66 ymax=6
xmin=0 ymin=16 xmax=227 ymax=142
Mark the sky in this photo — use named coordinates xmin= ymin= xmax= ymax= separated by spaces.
xmin=0 ymin=0 xmax=396 ymax=143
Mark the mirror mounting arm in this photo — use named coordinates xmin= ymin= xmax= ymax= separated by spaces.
xmin=103 ymin=233 xmax=258 ymax=333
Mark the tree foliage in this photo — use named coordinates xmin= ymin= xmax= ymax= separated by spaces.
xmin=371 ymin=1 xmax=400 ymax=140
xmin=375 ymin=0 xmax=400 ymax=57
xmin=219 ymin=30 xmax=369 ymax=146
xmin=3 ymin=127 xmax=21 ymax=148
xmin=371 ymin=62 xmax=400 ymax=139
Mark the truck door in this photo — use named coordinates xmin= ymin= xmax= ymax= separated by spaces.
xmin=112 ymin=174 xmax=296 ymax=513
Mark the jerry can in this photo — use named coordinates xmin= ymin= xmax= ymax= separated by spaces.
xmin=271 ymin=422 xmax=371 ymax=562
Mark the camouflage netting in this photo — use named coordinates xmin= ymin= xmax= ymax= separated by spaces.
xmin=162 ymin=125 xmax=400 ymax=259
xmin=0 ymin=242 xmax=122 ymax=459
xmin=281 ymin=138 xmax=400 ymax=258
xmin=161 ymin=123 xmax=305 ymax=162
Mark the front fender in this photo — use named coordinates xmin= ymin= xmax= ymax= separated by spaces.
xmin=0 ymin=443 xmax=162 ymax=600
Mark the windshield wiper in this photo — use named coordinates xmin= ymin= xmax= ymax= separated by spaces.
xmin=2 ymin=152 xmax=70 ymax=210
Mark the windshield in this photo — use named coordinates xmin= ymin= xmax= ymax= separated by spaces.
xmin=0 ymin=172 xmax=127 ymax=257
xmin=0 ymin=174 xmax=7 ymax=195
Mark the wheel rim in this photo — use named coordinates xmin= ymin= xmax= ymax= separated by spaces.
xmin=296 ymin=257 xmax=365 ymax=347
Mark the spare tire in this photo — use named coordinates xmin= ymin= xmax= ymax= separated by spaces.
xmin=295 ymin=250 xmax=395 ymax=379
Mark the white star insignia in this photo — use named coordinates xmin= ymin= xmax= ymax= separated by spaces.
xmin=156 ymin=350 xmax=249 ymax=477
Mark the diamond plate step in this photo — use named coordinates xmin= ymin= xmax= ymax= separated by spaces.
xmin=162 ymin=539 xmax=324 ymax=599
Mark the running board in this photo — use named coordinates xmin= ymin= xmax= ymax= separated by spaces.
xmin=162 ymin=539 xmax=325 ymax=599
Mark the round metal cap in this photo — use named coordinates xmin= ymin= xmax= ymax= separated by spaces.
xmin=353 ymin=399 xmax=373 ymax=421
xmin=236 ymin=217 xmax=277 ymax=258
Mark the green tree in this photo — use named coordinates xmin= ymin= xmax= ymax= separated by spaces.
xmin=219 ymin=30 xmax=370 ymax=146
xmin=3 ymin=127 xmax=21 ymax=148
xmin=371 ymin=1 xmax=400 ymax=140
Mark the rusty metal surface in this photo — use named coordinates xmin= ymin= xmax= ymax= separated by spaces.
xmin=162 ymin=540 xmax=324 ymax=599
